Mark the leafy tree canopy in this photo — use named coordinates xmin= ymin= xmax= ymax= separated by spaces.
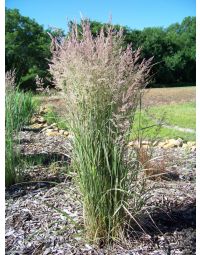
xmin=6 ymin=8 xmax=196 ymax=88
xmin=6 ymin=8 xmax=52 ymax=90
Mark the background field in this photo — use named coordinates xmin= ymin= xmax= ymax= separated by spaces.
xmin=142 ymin=86 xmax=196 ymax=107
xmin=38 ymin=86 xmax=196 ymax=142
xmin=132 ymin=86 xmax=196 ymax=141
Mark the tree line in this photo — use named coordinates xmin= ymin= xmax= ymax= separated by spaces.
xmin=5 ymin=8 xmax=196 ymax=90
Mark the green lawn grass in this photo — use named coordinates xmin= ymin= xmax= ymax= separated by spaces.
xmin=148 ymin=102 xmax=196 ymax=129
xmin=131 ymin=102 xmax=196 ymax=141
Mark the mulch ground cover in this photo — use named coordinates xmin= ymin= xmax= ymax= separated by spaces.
xmin=5 ymin=128 xmax=196 ymax=255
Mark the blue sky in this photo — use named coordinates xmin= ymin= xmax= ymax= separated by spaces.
xmin=6 ymin=0 xmax=196 ymax=32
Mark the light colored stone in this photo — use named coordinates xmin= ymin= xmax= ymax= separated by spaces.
xmin=172 ymin=139 xmax=182 ymax=147
xmin=153 ymin=140 xmax=159 ymax=146
xmin=177 ymin=138 xmax=183 ymax=147
xmin=187 ymin=141 xmax=196 ymax=147
xmin=50 ymin=123 xmax=57 ymax=127
xmin=67 ymin=134 xmax=74 ymax=140
xmin=46 ymin=131 xmax=60 ymax=137
xmin=142 ymin=140 xmax=151 ymax=145
xmin=30 ymin=115 xmax=46 ymax=124
xmin=163 ymin=143 xmax=175 ymax=149
xmin=128 ymin=140 xmax=153 ymax=148
xmin=182 ymin=143 xmax=188 ymax=149
xmin=59 ymin=130 xmax=65 ymax=135
xmin=64 ymin=131 xmax=69 ymax=137
xmin=168 ymin=138 xmax=178 ymax=145
xmin=43 ymin=128 xmax=53 ymax=133
xmin=39 ymin=106 xmax=49 ymax=114
xmin=37 ymin=117 xmax=46 ymax=123
xmin=129 ymin=140 xmax=141 ymax=148
xmin=30 ymin=116 xmax=37 ymax=124
xmin=158 ymin=141 xmax=167 ymax=148
xmin=142 ymin=144 xmax=150 ymax=149
xmin=127 ymin=141 xmax=135 ymax=147
xmin=29 ymin=123 xmax=44 ymax=129
xmin=163 ymin=139 xmax=182 ymax=149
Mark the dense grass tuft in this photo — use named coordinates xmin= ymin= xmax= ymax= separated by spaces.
xmin=5 ymin=80 xmax=37 ymax=187
xmin=49 ymin=19 xmax=153 ymax=242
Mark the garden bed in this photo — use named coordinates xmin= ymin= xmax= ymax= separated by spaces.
xmin=5 ymin=128 xmax=196 ymax=255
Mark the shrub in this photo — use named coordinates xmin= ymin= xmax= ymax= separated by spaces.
xmin=5 ymin=70 xmax=37 ymax=187
xmin=49 ymin=20 xmax=153 ymax=242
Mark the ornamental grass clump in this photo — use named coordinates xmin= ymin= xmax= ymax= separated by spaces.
xmin=49 ymin=20 xmax=153 ymax=242
xmin=5 ymin=70 xmax=37 ymax=186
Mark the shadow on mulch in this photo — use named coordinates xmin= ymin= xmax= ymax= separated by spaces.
xmin=127 ymin=200 xmax=196 ymax=238
xmin=5 ymin=181 xmax=57 ymax=199
xmin=21 ymin=152 xmax=71 ymax=166
xmin=5 ymin=151 xmax=72 ymax=199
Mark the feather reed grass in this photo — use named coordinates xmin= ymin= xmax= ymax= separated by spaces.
xmin=49 ymin=19 xmax=153 ymax=243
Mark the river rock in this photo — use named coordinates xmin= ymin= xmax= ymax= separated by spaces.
xmin=46 ymin=131 xmax=60 ymax=137
xmin=163 ymin=139 xmax=183 ymax=149
xmin=59 ymin=130 xmax=65 ymax=135
xmin=187 ymin=141 xmax=196 ymax=147
xmin=37 ymin=116 xmax=46 ymax=123
xmin=63 ymin=131 xmax=69 ymax=137
xmin=29 ymin=123 xmax=45 ymax=129
xmin=39 ymin=106 xmax=49 ymax=114
xmin=50 ymin=123 xmax=57 ymax=128
xmin=158 ymin=141 xmax=167 ymax=148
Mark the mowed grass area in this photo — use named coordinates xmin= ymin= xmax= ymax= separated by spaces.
xmin=148 ymin=102 xmax=196 ymax=129
xmin=131 ymin=101 xmax=196 ymax=141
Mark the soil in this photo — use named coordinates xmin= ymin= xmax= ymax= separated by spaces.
xmin=142 ymin=87 xmax=196 ymax=107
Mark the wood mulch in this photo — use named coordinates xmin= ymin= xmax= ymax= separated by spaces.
xmin=5 ymin=127 xmax=196 ymax=254
xmin=5 ymin=87 xmax=196 ymax=254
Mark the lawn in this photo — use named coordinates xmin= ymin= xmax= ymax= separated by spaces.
xmin=131 ymin=102 xmax=196 ymax=141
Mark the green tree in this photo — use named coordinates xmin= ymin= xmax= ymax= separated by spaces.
xmin=5 ymin=8 xmax=52 ymax=90
xmin=130 ymin=17 xmax=196 ymax=84
xmin=134 ymin=27 xmax=169 ymax=83
xmin=164 ymin=16 xmax=196 ymax=83
xmin=65 ymin=17 xmax=196 ymax=85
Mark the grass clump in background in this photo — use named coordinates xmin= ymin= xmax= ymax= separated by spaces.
xmin=5 ymin=70 xmax=37 ymax=187
xmin=49 ymin=19 xmax=153 ymax=243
